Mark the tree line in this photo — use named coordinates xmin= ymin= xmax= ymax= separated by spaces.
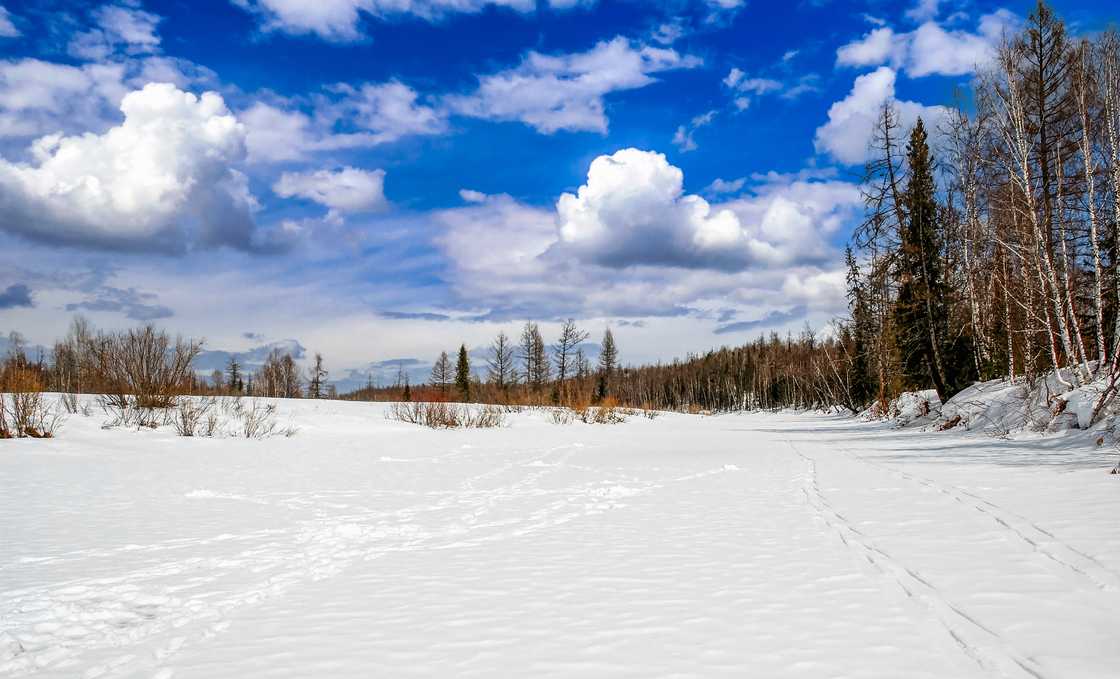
xmin=840 ymin=2 xmax=1120 ymax=416
xmin=344 ymin=320 xmax=621 ymax=408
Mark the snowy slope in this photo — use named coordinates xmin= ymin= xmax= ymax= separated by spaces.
xmin=2 ymin=399 xmax=1119 ymax=678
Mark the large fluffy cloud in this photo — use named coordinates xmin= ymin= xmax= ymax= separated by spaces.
xmin=0 ymin=82 xmax=260 ymax=252
xmin=0 ymin=59 xmax=127 ymax=139
xmin=0 ymin=6 xmax=217 ymax=144
xmin=554 ymin=149 xmax=751 ymax=269
xmin=814 ymin=66 xmax=947 ymax=165
xmin=836 ymin=11 xmax=1019 ymax=77
xmin=0 ymin=56 xmax=215 ymax=142
xmin=448 ymin=38 xmax=699 ymax=134
xmin=553 ymin=149 xmax=859 ymax=270
xmin=431 ymin=150 xmax=860 ymax=323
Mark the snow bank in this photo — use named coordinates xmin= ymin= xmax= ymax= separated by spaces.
xmin=859 ymin=389 xmax=941 ymax=426
xmin=872 ymin=366 xmax=1119 ymax=445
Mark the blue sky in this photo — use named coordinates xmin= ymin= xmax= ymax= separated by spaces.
xmin=0 ymin=0 xmax=1114 ymax=385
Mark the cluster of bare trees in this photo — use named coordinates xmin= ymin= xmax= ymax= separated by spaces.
xmin=21 ymin=320 xmax=203 ymax=411
xmin=841 ymin=3 xmax=1120 ymax=414
xmin=484 ymin=320 xmax=611 ymax=405
xmin=253 ymin=350 xmax=303 ymax=398
xmin=207 ymin=349 xmax=327 ymax=399
xmin=1 ymin=321 xmax=204 ymax=436
xmin=1 ymin=317 xmax=324 ymax=438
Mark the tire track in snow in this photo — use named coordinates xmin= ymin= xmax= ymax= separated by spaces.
xmin=787 ymin=440 xmax=1048 ymax=679
xmin=834 ymin=443 xmax=1120 ymax=593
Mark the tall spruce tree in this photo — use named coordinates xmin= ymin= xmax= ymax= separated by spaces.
xmin=895 ymin=118 xmax=952 ymax=402
xmin=226 ymin=356 xmax=243 ymax=394
xmin=455 ymin=344 xmax=471 ymax=402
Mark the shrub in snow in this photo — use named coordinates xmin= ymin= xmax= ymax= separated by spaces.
xmin=388 ymin=401 xmax=507 ymax=429
xmin=548 ymin=407 xmax=575 ymax=425
xmin=0 ymin=369 xmax=62 ymax=439
xmin=97 ymin=325 xmax=202 ymax=410
xmin=545 ymin=399 xmax=630 ymax=425
xmin=60 ymin=392 xmax=79 ymax=415
xmin=173 ymin=397 xmax=218 ymax=437
xmin=102 ymin=395 xmax=295 ymax=439
xmin=580 ymin=398 xmax=628 ymax=424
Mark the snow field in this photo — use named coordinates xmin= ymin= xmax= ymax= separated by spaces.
xmin=1 ymin=398 xmax=1118 ymax=678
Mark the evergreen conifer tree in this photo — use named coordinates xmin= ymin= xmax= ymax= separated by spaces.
xmin=895 ymin=118 xmax=953 ymax=402
xmin=226 ymin=356 xmax=243 ymax=394
xmin=455 ymin=344 xmax=471 ymax=401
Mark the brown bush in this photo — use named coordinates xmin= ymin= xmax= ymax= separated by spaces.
xmin=0 ymin=367 xmax=60 ymax=438
xmin=388 ymin=401 xmax=506 ymax=429
xmin=97 ymin=325 xmax=202 ymax=410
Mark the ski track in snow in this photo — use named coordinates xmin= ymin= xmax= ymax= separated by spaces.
xmin=837 ymin=443 xmax=1120 ymax=594
xmin=789 ymin=440 xmax=1045 ymax=679
xmin=2 ymin=401 xmax=1119 ymax=678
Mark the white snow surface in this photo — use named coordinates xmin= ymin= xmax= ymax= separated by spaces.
xmin=2 ymin=397 xmax=1120 ymax=678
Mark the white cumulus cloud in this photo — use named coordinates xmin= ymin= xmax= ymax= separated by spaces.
xmin=814 ymin=66 xmax=947 ymax=165
xmin=0 ymin=82 xmax=260 ymax=252
xmin=0 ymin=56 xmax=216 ymax=141
xmin=448 ymin=37 xmax=700 ymax=134
xmin=836 ymin=27 xmax=906 ymax=69
xmin=430 ymin=153 xmax=862 ymax=322
xmin=835 ymin=11 xmax=1020 ymax=78
xmin=274 ymin=166 xmax=388 ymax=220
xmin=907 ymin=11 xmax=1019 ymax=77
xmin=321 ymin=81 xmax=447 ymax=143
xmin=242 ymin=81 xmax=445 ymax=163
xmin=554 ymin=149 xmax=750 ymax=269
xmin=69 ymin=3 xmax=163 ymax=61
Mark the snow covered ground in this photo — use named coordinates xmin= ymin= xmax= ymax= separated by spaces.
xmin=2 ymin=398 xmax=1119 ymax=678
